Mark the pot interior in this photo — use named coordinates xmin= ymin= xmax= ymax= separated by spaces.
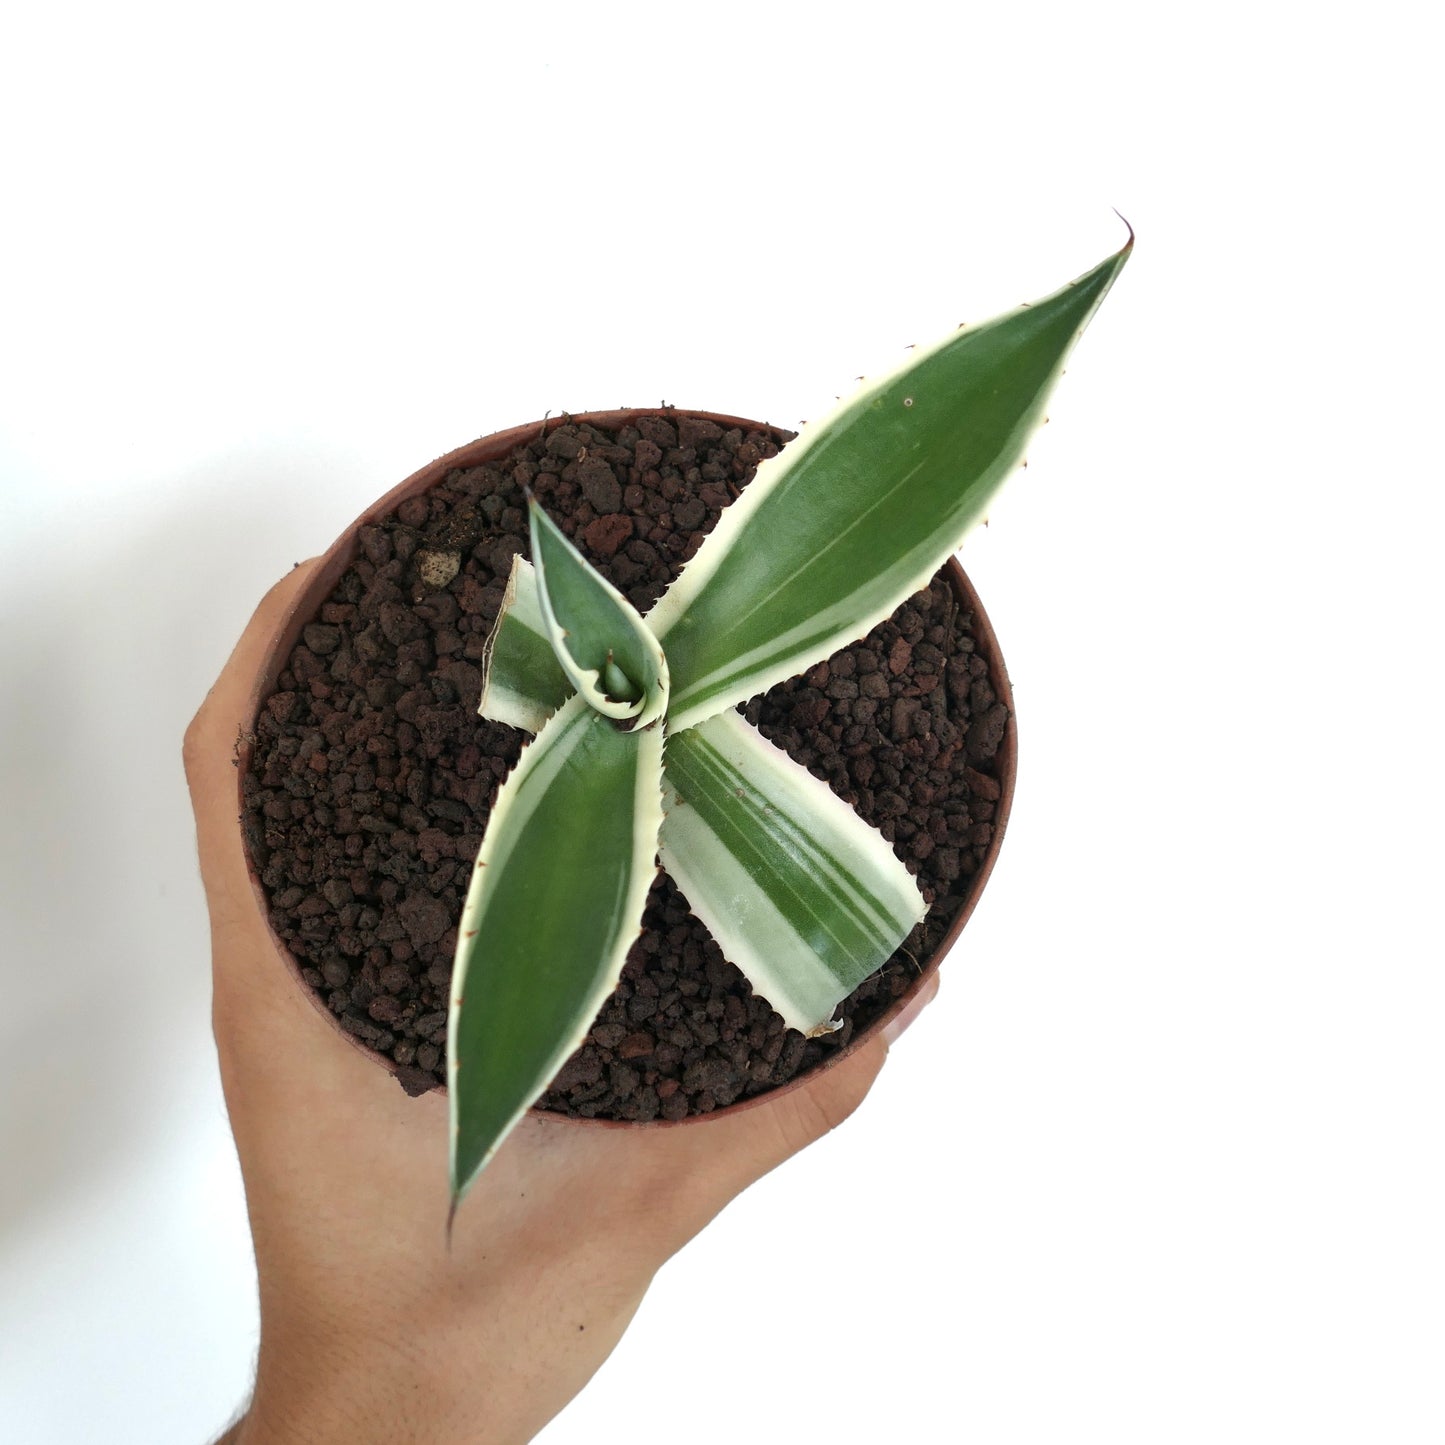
xmin=238 ymin=410 xmax=1017 ymax=1122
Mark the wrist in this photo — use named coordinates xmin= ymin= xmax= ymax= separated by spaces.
xmin=235 ymin=1330 xmax=467 ymax=1445
xmin=235 ymin=1253 xmax=649 ymax=1445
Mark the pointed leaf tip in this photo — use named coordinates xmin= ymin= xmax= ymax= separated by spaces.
xmin=650 ymin=239 xmax=1132 ymax=731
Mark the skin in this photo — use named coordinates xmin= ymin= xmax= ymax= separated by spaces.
xmin=186 ymin=561 xmax=939 ymax=1445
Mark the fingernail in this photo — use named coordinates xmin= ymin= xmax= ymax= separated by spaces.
xmin=882 ymin=972 xmax=941 ymax=1047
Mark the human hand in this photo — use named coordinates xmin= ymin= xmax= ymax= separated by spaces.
xmin=185 ymin=561 xmax=939 ymax=1445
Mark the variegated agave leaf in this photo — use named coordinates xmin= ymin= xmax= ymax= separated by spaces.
xmin=448 ymin=694 xmax=664 ymax=1209
xmin=478 ymin=555 xmax=573 ymax=733
xmin=660 ymin=712 xmax=926 ymax=1034
xmin=649 ymin=240 xmax=1131 ymax=731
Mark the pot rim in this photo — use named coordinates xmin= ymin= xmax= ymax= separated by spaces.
xmin=237 ymin=409 xmax=1017 ymax=1129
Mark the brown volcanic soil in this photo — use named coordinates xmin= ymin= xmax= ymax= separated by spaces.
xmin=241 ymin=413 xmax=1010 ymax=1118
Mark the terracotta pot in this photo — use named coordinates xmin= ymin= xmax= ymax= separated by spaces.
xmin=238 ymin=409 xmax=1017 ymax=1123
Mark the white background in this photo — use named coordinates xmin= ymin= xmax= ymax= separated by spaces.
xmin=1 ymin=2 xmax=1440 ymax=1441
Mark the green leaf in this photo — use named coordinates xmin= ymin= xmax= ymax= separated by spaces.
xmin=649 ymin=240 xmax=1131 ymax=731
xmin=660 ymin=711 xmax=927 ymax=1033
xmin=448 ymin=693 xmax=664 ymax=1207
xmin=475 ymin=573 xmax=928 ymax=1033
xmin=478 ymin=556 xmax=573 ymax=732
xmin=530 ymin=500 xmax=669 ymax=731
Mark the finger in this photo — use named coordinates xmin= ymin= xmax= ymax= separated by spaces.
xmin=185 ymin=559 xmax=320 ymax=867
xmin=881 ymin=970 xmax=941 ymax=1047
xmin=183 ymin=559 xmax=323 ymax=989
xmin=638 ymin=971 xmax=942 ymax=1231
xmin=752 ymin=1033 xmax=888 ymax=1166
xmin=756 ymin=972 xmax=942 ymax=1159
xmin=185 ymin=558 xmax=322 ymax=771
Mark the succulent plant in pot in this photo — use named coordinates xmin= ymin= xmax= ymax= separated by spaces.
xmin=437 ymin=236 xmax=1132 ymax=1213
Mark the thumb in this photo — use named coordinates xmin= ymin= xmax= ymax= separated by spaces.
xmin=679 ymin=973 xmax=943 ymax=1205
xmin=757 ymin=971 xmax=942 ymax=1168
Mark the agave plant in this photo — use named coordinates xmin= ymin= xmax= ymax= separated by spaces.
xmin=448 ymin=236 xmax=1132 ymax=1211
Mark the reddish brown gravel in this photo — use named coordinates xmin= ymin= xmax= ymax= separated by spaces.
xmin=242 ymin=414 xmax=1009 ymax=1118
